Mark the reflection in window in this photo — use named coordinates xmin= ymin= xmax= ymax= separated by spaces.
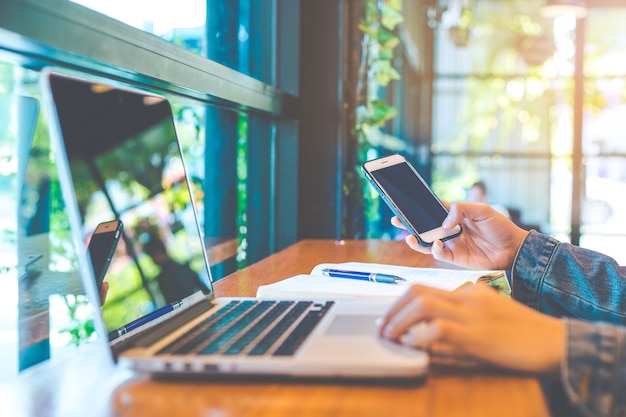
xmin=1 ymin=63 xmax=102 ymax=375
xmin=46 ymin=73 xmax=213 ymax=332
xmin=168 ymin=99 xmax=249 ymax=276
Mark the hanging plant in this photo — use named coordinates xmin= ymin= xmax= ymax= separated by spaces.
xmin=351 ymin=0 xmax=404 ymax=238
xmin=355 ymin=0 xmax=403 ymax=148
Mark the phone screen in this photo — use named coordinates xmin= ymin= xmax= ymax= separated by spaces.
xmin=368 ymin=162 xmax=448 ymax=234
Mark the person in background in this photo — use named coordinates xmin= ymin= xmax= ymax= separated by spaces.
xmin=379 ymin=202 xmax=625 ymax=417
xmin=143 ymin=233 xmax=208 ymax=304
xmin=466 ymin=180 xmax=511 ymax=218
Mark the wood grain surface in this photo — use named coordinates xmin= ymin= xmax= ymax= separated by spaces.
xmin=1 ymin=240 xmax=549 ymax=417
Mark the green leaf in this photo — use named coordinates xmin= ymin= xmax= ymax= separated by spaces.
xmin=385 ymin=0 xmax=403 ymax=12
xmin=373 ymin=59 xmax=393 ymax=72
xmin=370 ymin=100 xmax=398 ymax=124
xmin=377 ymin=28 xmax=396 ymax=44
xmin=373 ymin=61 xmax=401 ymax=86
xmin=365 ymin=0 xmax=379 ymax=17
xmin=358 ymin=22 xmax=378 ymax=37
xmin=380 ymin=37 xmax=400 ymax=51
xmin=361 ymin=124 xmax=406 ymax=151
xmin=381 ymin=7 xmax=403 ymax=30
xmin=378 ymin=48 xmax=394 ymax=60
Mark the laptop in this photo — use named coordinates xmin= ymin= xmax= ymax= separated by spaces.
xmin=40 ymin=68 xmax=428 ymax=379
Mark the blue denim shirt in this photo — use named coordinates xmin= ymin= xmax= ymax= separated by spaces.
xmin=512 ymin=230 xmax=626 ymax=417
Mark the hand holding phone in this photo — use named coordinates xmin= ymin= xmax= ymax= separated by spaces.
xmin=87 ymin=220 xmax=123 ymax=288
xmin=361 ymin=154 xmax=461 ymax=247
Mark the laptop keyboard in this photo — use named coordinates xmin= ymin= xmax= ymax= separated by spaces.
xmin=158 ymin=300 xmax=335 ymax=357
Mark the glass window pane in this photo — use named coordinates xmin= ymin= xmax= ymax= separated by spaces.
xmin=166 ymin=97 xmax=248 ymax=279
xmin=432 ymin=77 xmax=553 ymax=155
xmin=430 ymin=0 xmax=578 ymax=240
xmin=0 ymin=60 xmax=104 ymax=379
xmin=70 ymin=0 xmax=279 ymax=86
xmin=434 ymin=0 xmax=565 ymax=76
xmin=580 ymin=8 xmax=626 ymax=261
xmin=431 ymin=155 xmax=550 ymax=233
xmin=71 ymin=0 xmax=207 ymax=56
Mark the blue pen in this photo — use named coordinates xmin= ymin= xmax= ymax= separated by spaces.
xmin=116 ymin=300 xmax=183 ymax=337
xmin=322 ymin=268 xmax=406 ymax=284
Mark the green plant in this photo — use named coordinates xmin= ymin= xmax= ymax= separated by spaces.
xmin=60 ymin=294 xmax=96 ymax=346
xmin=350 ymin=0 xmax=404 ymax=238
xmin=355 ymin=0 xmax=403 ymax=151
xmin=235 ymin=113 xmax=248 ymax=267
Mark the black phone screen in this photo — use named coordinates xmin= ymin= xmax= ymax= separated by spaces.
xmin=88 ymin=230 xmax=119 ymax=286
xmin=369 ymin=162 xmax=448 ymax=234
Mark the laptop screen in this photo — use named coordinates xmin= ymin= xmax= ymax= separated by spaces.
xmin=43 ymin=71 xmax=213 ymax=337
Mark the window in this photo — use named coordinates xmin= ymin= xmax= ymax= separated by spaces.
xmin=430 ymin=1 xmax=557 ymax=236
xmin=0 ymin=0 xmax=299 ymax=376
xmin=364 ymin=1 xmax=626 ymax=261
xmin=71 ymin=0 xmax=207 ymax=56
xmin=579 ymin=7 xmax=626 ymax=263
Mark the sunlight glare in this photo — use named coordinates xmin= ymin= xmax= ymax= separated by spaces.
xmin=72 ymin=0 xmax=206 ymax=35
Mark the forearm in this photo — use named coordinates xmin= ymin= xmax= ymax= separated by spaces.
xmin=511 ymin=231 xmax=626 ymax=415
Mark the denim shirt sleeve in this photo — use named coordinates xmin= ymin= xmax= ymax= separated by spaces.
xmin=511 ymin=231 xmax=626 ymax=417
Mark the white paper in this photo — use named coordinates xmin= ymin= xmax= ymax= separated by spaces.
xmin=256 ymin=261 xmax=503 ymax=299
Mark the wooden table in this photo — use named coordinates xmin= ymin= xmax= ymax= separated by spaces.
xmin=0 ymin=240 xmax=549 ymax=417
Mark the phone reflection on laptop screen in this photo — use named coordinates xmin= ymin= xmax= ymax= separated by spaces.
xmin=47 ymin=73 xmax=211 ymax=335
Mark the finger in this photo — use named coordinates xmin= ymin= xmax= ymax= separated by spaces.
xmin=443 ymin=201 xmax=488 ymax=228
xmin=390 ymin=216 xmax=405 ymax=229
xmin=400 ymin=320 xmax=474 ymax=360
xmin=378 ymin=284 xmax=452 ymax=336
xmin=397 ymin=315 xmax=479 ymax=357
xmin=397 ymin=318 xmax=485 ymax=367
xmin=378 ymin=288 xmax=421 ymax=336
xmin=400 ymin=320 xmax=442 ymax=346
xmin=428 ymin=239 xmax=455 ymax=263
xmin=405 ymin=234 xmax=431 ymax=255
xmin=442 ymin=202 xmax=462 ymax=229
xmin=382 ymin=289 xmax=466 ymax=340
xmin=445 ymin=201 xmax=495 ymax=228
xmin=99 ymin=281 xmax=109 ymax=305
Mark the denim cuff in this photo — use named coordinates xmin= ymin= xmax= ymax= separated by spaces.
xmin=511 ymin=230 xmax=560 ymax=310
xmin=561 ymin=318 xmax=626 ymax=417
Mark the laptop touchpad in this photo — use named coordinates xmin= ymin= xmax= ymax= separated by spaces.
xmin=326 ymin=315 xmax=378 ymax=336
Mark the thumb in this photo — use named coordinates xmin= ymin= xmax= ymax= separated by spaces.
xmin=442 ymin=202 xmax=462 ymax=229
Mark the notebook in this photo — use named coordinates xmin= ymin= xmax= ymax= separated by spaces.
xmin=39 ymin=68 xmax=428 ymax=379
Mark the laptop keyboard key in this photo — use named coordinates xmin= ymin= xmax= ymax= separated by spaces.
xmin=160 ymin=299 xmax=334 ymax=358
xmin=273 ymin=301 xmax=335 ymax=356
xmin=198 ymin=301 xmax=275 ymax=355
xmin=158 ymin=300 xmax=248 ymax=354
xmin=247 ymin=301 xmax=312 ymax=356
xmin=223 ymin=301 xmax=293 ymax=355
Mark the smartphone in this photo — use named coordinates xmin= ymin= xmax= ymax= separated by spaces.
xmin=361 ymin=154 xmax=462 ymax=247
xmin=87 ymin=220 xmax=123 ymax=288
